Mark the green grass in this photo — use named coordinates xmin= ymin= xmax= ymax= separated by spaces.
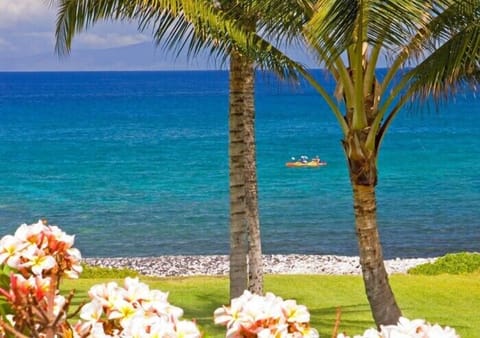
xmin=61 ymin=273 xmax=480 ymax=337
xmin=408 ymin=252 xmax=480 ymax=275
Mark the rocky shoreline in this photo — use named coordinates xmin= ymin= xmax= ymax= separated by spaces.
xmin=83 ymin=254 xmax=437 ymax=277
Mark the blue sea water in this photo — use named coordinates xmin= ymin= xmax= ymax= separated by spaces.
xmin=0 ymin=70 xmax=478 ymax=259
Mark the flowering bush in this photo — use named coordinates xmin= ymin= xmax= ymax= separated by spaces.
xmin=337 ymin=317 xmax=460 ymax=338
xmin=214 ymin=290 xmax=319 ymax=338
xmin=0 ymin=219 xmax=82 ymax=279
xmin=0 ymin=220 xmax=200 ymax=338
xmin=0 ymin=220 xmax=83 ymax=337
xmin=73 ymin=277 xmax=200 ymax=338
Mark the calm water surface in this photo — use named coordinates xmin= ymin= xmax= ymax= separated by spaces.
xmin=0 ymin=70 xmax=478 ymax=258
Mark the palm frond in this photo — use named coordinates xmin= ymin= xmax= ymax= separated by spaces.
xmin=406 ymin=19 xmax=480 ymax=101
xmin=55 ymin=0 xmax=236 ymax=57
xmin=54 ymin=0 xmax=311 ymax=82
xmin=385 ymin=0 xmax=480 ymax=102
xmin=253 ymin=0 xmax=314 ymax=46
xmin=304 ymin=0 xmax=358 ymax=64
xmin=304 ymin=0 xmax=436 ymax=68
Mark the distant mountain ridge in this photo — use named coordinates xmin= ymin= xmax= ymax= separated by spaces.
xmin=0 ymin=41 xmax=317 ymax=72
xmin=0 ymin=42 xmax=220 ymax=72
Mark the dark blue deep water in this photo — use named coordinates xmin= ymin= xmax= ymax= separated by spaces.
xmin=0 ymin=70 xmax=478 ymax=258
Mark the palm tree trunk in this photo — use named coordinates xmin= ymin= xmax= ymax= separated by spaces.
xmin=344 ymin=132 xmax=402 ymax=326
xmin=353 ymin=184 xmax=402 ymax=326
xmin=352 ymin=183 xmax=402 ymax=326
xmin=229 ymin=51 xmax=248 ymax=299
xmin=242 ymin=58 xmax=264 ymax=295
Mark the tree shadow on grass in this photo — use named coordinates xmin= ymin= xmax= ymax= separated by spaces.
xmin=309 ymin=304 xmax=375 ymax=336
xmin=177 ymin=292 xmax=230 ymax=337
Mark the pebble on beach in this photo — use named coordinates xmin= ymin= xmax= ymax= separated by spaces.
xmin=83 ymin=255 xmax=437 ymax=278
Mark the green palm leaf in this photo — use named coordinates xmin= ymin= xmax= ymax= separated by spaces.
xmin=405 ymin=0 xmax=480 ymax=100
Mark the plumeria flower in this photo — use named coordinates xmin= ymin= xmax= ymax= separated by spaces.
xmin=54 ymin=294 xmax=67 ymax=318
xmin=214 ymin=290 xmax=254 ymax=328
xmin=1 ymin=220 xmax=82 ymax=280
xmin=338 ymin=317 xmax=460 ymax=338
xmin=298 ymin=326 xmax=320 ymax=338
xmin=122 ymin=277 xmax=151 ymax=303
xmin=427 ymin=324 xmax=459 ymax=338
xmin=141 ymin=289 xmax=172 ymax=315
xmin=89 ymin=281 xmax=124 ymax=309
xmin=282 ymin=300 xmax=310 ymax=323
xmin=77 ymin=278 xmax=200 ymax=337
xmin=20 ymin=246 xmax=56 ymax=275
xmin=385 ymin=317 xmax=429 ymax=335
xmin=47 ymin=225 xmax=75 ymax=250
xmin=32 ymin=275 xmax=52 ymax=301
xmin=123 ymin=316 xmax=175 ymax=338
xmin=0 ymin=235 xmax=25 ymax=265
xmin=60 ymin=246 xmax=83 ymax=279
xmin=14 ymin=221 xmax=46 ymax=248
xmin=359 ymin=328 xmax=381 ymax=338
xmin=108 ymin=298 xmax=139 ymax=327
xmin=175 ymin=319 xmax=202 ymax=338
xmin=337 ymin=328 xmax=379 ymax=338
xmin=160 ymin=302 xmax=184 ymax=320
xmin=89 ymin=321 xmax=115 ymax=338
xmin=80 ymin=300 xmax=105 ymax=323
xmin=215 ymin=290 xmax=318 ymax=338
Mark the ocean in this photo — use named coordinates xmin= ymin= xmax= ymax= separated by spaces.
xmin=0 ymin=70 xmax=478 ymax=259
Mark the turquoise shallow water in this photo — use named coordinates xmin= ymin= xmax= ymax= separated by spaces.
xmin=0 ymin=70 xmax=478 ymax=258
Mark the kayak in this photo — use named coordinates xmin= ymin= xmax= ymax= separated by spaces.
xmin=285 ymin=160 xmax=327 ymax=168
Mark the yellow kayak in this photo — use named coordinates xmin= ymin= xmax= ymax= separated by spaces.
xmin=285 ymin=159 xmax=327 ymax=168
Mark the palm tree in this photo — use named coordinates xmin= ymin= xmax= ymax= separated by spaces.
xmin=226 ymin=12 xmax=262 ymax=297
xmin=225 ymin=0 xmax=478 ymax=325
xmin=53 ymin=0 xmax=281 ymax=299
xmin=253 ymin=0 xmax=479 ymax=325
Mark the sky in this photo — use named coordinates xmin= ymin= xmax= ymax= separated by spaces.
xmin=0 ymin=0 xmax=320 ymax=71
xmin=0 ymin=0 xmax=148 ymax=55
xmin=0 ymin=0 xmax=219 ymax=71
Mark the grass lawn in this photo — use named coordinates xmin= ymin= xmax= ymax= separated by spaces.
xmin=61 ymin=272 xmax=480 ymax=337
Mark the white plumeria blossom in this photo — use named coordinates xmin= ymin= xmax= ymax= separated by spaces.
xmin=108 ymin=299 xmax=138 ymax=327
xmin=21 ymin=246 xmax=57 ymax=275
xmin=0 ymin=235 xmax=24 ymax=264
xmin=176 ymin=319 xmax=203 ymax=338
xmin=0 ymin=220 xmax=82 ymax=278
xmin=338 ymin=317 xmax=460 ymax=338
xmin=54 ymin=294 xmax=67 ymax=318
xmin=14 ymin=221 xmax=44 ymax=245
xmin=123 ymin=276 xmax=151 ymax=302
xmin=75 ymin=277 xmax=201 ymax=338
xmin=214 ymin=290 xmax=319 ymax=338
xmin=80 ymin=300 xmax=105 ymax=323
xmin=282 ymin=299 xmax=311 ymax=323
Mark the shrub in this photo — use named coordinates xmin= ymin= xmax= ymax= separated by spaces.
xmin=408 ymin=252 xmax=480 ymax=275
